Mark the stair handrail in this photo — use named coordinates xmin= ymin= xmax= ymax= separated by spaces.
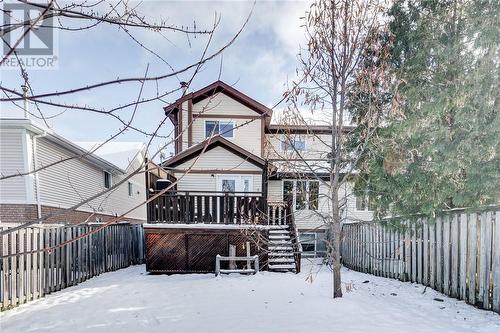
xmin=285 ymin=201 xmax=302 ymax=274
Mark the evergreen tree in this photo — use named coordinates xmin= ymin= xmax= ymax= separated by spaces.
xmin=353 ymin=0 xmax=499 ymax=218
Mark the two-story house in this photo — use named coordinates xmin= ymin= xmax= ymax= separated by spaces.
xmin=0 ymin=118 xmax=149 ymax=225
xmin=144 ymin=81 xmax=373 ymax=274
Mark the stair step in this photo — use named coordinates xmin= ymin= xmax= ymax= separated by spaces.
xmin=269 ymin=235 xmax=290 ymax=240
xmin=268 ymin=246 xmax=293 ymax=251
xmin=268 ymin=226 xmax=289 ymax=231
xmin=269 ymin=258 xmax=295 ymax=263
xmin=269 ymin=240 xmax=292 ymax=245
xmin=269 ymin=264 xmax=296 ymax=270
xmin=268 ymin=252 xmax=294 ymax=257
xmin=218 ymin=269 xmax=256 ymax=274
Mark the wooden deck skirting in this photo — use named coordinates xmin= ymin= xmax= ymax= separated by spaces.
xmin=144 ymin=226 xmax=269 ymax=274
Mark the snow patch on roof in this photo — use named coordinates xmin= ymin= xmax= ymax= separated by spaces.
xmin=270 ymin=107 xmax=354 ymax=126
xmin=76 ymin=142 xmax=145 ymax=170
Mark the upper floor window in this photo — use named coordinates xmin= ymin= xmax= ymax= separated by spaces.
xmin=104 ymin=171 xmax=112 ymax=189
xmin=205 ymin=120 xmax=234 ymax=138
xmin=128 ymin=181 xmax=133 ymax=196
xmin=281 ymin=136 xmax=306 ymax=151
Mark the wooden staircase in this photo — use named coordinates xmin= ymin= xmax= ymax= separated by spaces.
xmin=268 ymin=226 xmax=297 ymax=272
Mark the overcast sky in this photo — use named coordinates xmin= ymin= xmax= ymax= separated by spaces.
xmin=1 ymin=0 xmax=311 ymax=156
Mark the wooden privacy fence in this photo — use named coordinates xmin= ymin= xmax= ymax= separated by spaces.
xmin=0 ymin=223 xmax=145 ymax=311
xmin=342 ymin=207 xmax=500 ymax=313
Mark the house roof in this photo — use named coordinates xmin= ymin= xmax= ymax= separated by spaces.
xmin=266 ymin=124 xmax=356 ymax=135
xmin=163 ymin=81 xmax=273 ymax=118
xmin=161 ymin=135 xmax=266 ymax=169
xmin=76 ymin=142 xmax=146 ymax=171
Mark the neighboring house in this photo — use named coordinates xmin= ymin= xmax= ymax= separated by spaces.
xmin=0 ymin=118 xmax=148 ymax=224
xmin=145 ymin=81 xmax=373 ymax=273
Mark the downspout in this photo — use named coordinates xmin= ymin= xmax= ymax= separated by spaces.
xmin=22 ymin=84 xmax=47 ymax=220
xmin=32 ymin=131 xmax=47 ymax=220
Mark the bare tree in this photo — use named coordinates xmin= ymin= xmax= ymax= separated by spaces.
xmin=0 ymin=0 xmax=254 ymax=243
xmin=281 ymin=0 xmax=389 ymax=298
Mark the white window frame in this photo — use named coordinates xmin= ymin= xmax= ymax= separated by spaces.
xmin=104 ymin=171 xmax=112 ymax=189
xmin=281 ymin=135 xmax=306 ymax=152
xmin=204 ymin=120 xmax=235 ymax=139
xmin=355 ymin=190 xmax=374 ymax=212
xmin=216 ymin=175 xmax=254 ymax=193
xmin=282 ymin=179 xmax=319 ymax=211
xmin=128 ymin=181 xmax=133 ymax=197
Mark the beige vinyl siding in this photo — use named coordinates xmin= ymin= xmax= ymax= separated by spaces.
xmin=267 ymin=180 xmax=283 ymax=201
xmin=267 ymin=180 xmax=372 ymax=230
xmin=173 ymin=146 xmax=263 ymax=193
xmin=342 ymin=182 xmax=373 ymax=223
xmin=191 ymin=117 xmax=262 ymax=156
xmin=0 ymin=129 xmax=27 ymax=203
xmin=36 ymin=137 xmax=147 ymax=221
xmin=180 ymin=100 xmax=189 ymax=150
xmin=175 ymin=146 xmax=262 ymax=172
xmin=265 ymin=133 xmax=330 ymax=160
xmin=173 ymin=173 xmax=262 ymax=193
xmin=192 ymin=92 xmax=258 ymax=116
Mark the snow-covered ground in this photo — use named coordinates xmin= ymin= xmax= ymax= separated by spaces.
xmin=1 ymin=261 xmax=499 ymax=333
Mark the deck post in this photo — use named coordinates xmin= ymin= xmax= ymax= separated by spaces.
xmin=215 ymin=254 xmax=221 ymax=276
xmin=184 ymin=192 xmax=190 ymax=223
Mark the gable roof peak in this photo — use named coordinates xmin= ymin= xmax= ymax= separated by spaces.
xmin=163 ymin=80 xmax=273 ymax=118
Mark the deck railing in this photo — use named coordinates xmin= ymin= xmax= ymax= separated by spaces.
xmin=147 ymin=190 xmax=267 ymax=224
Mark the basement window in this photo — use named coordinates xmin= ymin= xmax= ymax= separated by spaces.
xmin=300 ymin=233 xmax=317 ymax=254
xmin=205 ymin=120 xmax=234 ymax=138
xmin=104 ymin=171 xmax=112 ymax=189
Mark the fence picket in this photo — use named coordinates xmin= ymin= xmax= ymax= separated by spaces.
xmin=459 ymin=213 xmax=468 ymax=300
xmin=443 ymin=215 xmax=451 ymax=295
xmin=341 ymin=207 xmax=499 ymax=314
xmin=493 ymin=211 xmax=500 ymax=312
xmin=0 ymin=224 xmax=144 ymax=312
xmin=423 ymin=219 xmax=429 ymax=285
xmin=450 ymin=214 xmax=459 ymax=298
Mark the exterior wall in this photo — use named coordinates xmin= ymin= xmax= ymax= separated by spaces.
xmin=191 ymin=117 xmax=262 ymax=156
xmin=341 ymin=182 xmax=374 ymax=223
xmin=267 ymin=180 xmax=373 ymax=230
xmin=35 ymin=137 xmax=147 ymax=221
xmin=265 ymin=133 xmax=331 ymax=160
xmin=0 ymin=129 xmax=29 ymax=203
xmin=174 ymin=173 xmax=262 ymax=193
xmin=175 ymin=146 xmax=262 ymax=171
xmin=173 ymin=146 xmax=263 ymax=193
xmin=191 ymin=92 xmax=258 ymax=116
xmin=0 ymin=203 xmax=143 ymax=224
xmin=181 ymin=93 xmax=263 ymax=156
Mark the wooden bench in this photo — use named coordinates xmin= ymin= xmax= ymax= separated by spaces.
xmin=215 ymin=255 xmax=259 ymax=276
